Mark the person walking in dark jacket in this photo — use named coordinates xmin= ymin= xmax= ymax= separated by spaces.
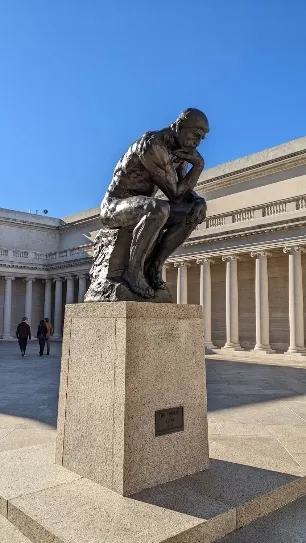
xmin=16 ymin=317 xmax=31 ymax=356
xmin=37 ymin=320 xmax=48 ymax=356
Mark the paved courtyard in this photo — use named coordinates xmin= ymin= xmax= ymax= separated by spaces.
xmin=1 ymin=341 xmax=306 ymax=471
xmin=0 ymin=340 xmax=60 ymax=451
xmin=1 ymin=341 xmax=306 ymax=540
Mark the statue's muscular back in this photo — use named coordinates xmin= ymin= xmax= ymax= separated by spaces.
xmin=103 ymin=128 xmax=180 ymax=202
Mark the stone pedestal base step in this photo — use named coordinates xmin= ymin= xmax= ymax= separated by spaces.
xmin=1 ymin=444 xmax=306 ymax=543
xmin=0 ymin=515 xmax=32 ymax=543
xmin=218 ymin=494 xmax=306 ymax=542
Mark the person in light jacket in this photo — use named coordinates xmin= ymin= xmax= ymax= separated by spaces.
xmin=44 ymin=318 xmax=53 ymax=355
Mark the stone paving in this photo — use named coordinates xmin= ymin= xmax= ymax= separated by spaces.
xmin=1 ymin=341 xmax=306 ymax=540
xmin=207 ymin=351 xmax=306 ymax=474
xmin=0 ymin=340 xmax=60 ymax=451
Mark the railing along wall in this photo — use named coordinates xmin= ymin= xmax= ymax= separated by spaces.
xmin=204 ymin=194 xmax=306 ymax=230
xmin=0 ymin=245 xmax=92 ymax=264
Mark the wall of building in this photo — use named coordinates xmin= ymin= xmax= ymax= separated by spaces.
xmin=0 ymin=224 xmax=60 ymax=253
xmin=59 ymin=221 xmax=101 ymax=250
xmin=0 ymin=208 xmax=61 ymax=253
xmin=203 ymin=166 xmax=306 ymax=216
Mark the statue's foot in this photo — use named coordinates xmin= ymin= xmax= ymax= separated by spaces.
xmin=147 ymin=264 xmax=166 ymax=290
xmin=123 ymin=269 xmax=155 ymax=299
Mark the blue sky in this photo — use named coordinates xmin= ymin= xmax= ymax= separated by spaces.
xmin=1 ymin=0 xmax=306 ymax=218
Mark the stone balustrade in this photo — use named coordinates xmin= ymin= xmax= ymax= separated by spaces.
xmin=0 ymin=244 xmax=92 ymax=265
xmin=233 ymin=209 xmax=255 ymax=222
xmin=297 ymin=197 xmax=306 ymax=210
xmin=263 ymin=201 xmax=287 ymax=216
xmin=13 ymin=250 xmax=29 ymax=258
xmin=202 ymin=193 xmax=306 ymax=231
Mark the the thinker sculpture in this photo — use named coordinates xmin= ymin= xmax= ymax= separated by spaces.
xmin=85 ymin=108 xmax=209 ymax=303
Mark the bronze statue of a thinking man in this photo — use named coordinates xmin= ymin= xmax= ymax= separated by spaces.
xmin=85 ymin=108 xmax=209 ymax=302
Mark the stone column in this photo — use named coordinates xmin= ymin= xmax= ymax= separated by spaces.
xmin=222 ymin=255 xmax=242 ymax=350
xmin=24 ymin=277 xmax=35 ymax=325
xmin=2 ymin=276 xmax=15 ymax=340
xmin=198 ymin=258 xmax=217 ymax=350
xmin=53 ymin=278 xmax=63 ymax=339
xmin=65 ymin=276 xmax=75 ymax=305
xmin=251 ymin=251 xmax=274 ymax=353
xmin=175 ymin=262 xmax=189 ymax=304
xmin=284 ymin=247 xmax=306 ymax=354
xmin=77 ymin=275 xmax=87 ymax=303
xmin=162 ymin=266 xmax=167 ymax=283
xmin=44 ymin=279 xmax=52 ymax=319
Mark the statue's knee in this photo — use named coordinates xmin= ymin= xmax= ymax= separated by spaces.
xmin=197 ymin=198 xmax=207 ymax=222
xmin=187 ymin=197 xmax=207 ymax=226
xmin=202 ymin=201 xmax=207 ymax=217
xmin=159 ymin=201 xmax=170 ymax=220
xmin=149 ymin=200 xmax=170 ymax=221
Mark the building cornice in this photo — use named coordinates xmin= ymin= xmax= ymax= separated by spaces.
xmin=0 ymin=217 xmax=60 ymax=231
xmin=168 ymin=236 xmax=306 ymax=264
xmin=0 ymin=263 xmax=48 ymax=271
xmin=47 ymin=257 xmax=92 ymax=270
xmin=60 ymin=214 xmax=100 ymax=230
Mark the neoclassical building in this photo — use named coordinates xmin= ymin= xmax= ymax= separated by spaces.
xmin=1 ymin=136 xmax=306 ymax=354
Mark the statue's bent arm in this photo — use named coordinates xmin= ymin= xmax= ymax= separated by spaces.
xmin=140 ymin=142 xmax=202 ymax=204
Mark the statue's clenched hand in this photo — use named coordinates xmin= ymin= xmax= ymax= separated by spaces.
xmin=173 ymin=148 xmax=204 ymax=168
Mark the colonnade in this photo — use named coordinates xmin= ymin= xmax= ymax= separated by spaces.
xmin=2 ymin=246 xmax=306 ymax=353
xmin=1 ymin=275 xmax=87 ymax=340
xmin=169 ymin=246 xmax=306 ymax=354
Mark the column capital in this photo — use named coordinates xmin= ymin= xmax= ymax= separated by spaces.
xmin=283 ymin=246 xmax=306 ymax=255
xmin=64 ymin=275 xmax=75 ymax=280
xmin=221 ymin=254 xmax=241 ymax=262
xmin=197 ymin=257 xmax=215 ymax=265
xmin=53 ymin=277 xmax=63 ymax=283
xmin=23 ymin=277 xmax=35 ymax=282
xmin=173 ymin=261 xmax=191 ymax=268
xmin=4 ymin=276 xmax=15 ymax=281
xmin=77 ymin=274 xmax=87 ymax=279
xmin=43 ymin=278 xmax=52 ymax=284
xmin=250 ymin=250 xmax=272 ymax=258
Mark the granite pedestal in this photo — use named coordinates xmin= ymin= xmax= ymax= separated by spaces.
xmin=56 ymin=302 xmax=209 ymax=496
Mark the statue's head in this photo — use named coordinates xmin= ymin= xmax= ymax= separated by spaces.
xmin=172 ymin=108 xmax=209 ymax=148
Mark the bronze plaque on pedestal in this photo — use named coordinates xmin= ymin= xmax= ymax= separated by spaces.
xmin=155 ymin=406 xmax=184 ymax=437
